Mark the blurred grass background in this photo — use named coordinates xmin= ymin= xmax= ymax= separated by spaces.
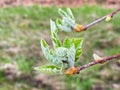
xmin=0 ymin=5 xmax=120 ymax=90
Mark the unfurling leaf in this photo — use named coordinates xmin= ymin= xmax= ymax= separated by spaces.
xmin=50 ymin=19 xmax=57 ymax=33
xmin=75 ymin=49 xmax=82 ymax=61
xmin=72 ymin=38 xmax=83 ymax=61
xmin=34 ymin=65 xmax=61 ymax=74
xmin=58 ymin=8 xmax=68 ymax=18
xmin=66 ymin=8 xmax=75 ymax=19
xmin=50 ymin=20 xmax=61 ymax=48
xmin=56 ymin=18 xmax=62 ymax=25
xmin=71 ymin=38 xmax=83 ymax=49
xmin=58 ymin=8 xmax=74 ymax=19
xmin=67 ymin=45 xmax=76 ymax=67
xmin=63 ymin=38 xmax=83 ymax=61
xmin=41 ymin=39 xmax=53 ymax=63
xmin=63 ymin=38 xmax=71 ymax=48
xmin=53 ymin=47 xmax=68 ymax=67
xmin=37 ymin=8 xmax=84 ymax=75
xmin=56 ymin=8 xmax=76 ymax=32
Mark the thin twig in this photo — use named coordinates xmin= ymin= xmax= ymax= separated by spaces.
xmin=110 ymin=7 xmax=120 ymax=17
xmin=65 ymin=54 xmax=120 ymax=75
xmin=84 ymin=16 xmax=107 ymax=29
xmin=82 ymin=7 xmax=120 ymax=30
xmin=77 ymin=54 xmax=120 ymax=72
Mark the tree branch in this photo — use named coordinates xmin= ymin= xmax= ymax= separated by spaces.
xmin=81 ymin=7 xmax=120 ymax=31
xmin=65 ymin=54 xmax=120 ymax=75
xmin=77 ymin=54 xmax=120 ymax=73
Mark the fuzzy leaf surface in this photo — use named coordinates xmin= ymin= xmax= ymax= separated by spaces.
xmin=35 ymin=65 xmax=61 ymax=74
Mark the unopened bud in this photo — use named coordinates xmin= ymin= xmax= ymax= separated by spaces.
xmin=105 ymin=15 xmax=112 ymax=22
xmin=65 ymin=67 xmax=78 ymax=75
xmin=74 ymin=24 xmax=85 ymax=32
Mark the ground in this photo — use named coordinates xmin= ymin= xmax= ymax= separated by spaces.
xmin=0 ymin=0 xmax=120 ymax=7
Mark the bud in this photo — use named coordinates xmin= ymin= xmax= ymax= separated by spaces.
xmin=105 ymin=15 xmax=112 ymax=22
xmin=65 ymin=67 xmax=78 ymax=75
xmin=93 ymin=53 xmax=102 ymax=61
xmin=57 ymin=8 xmax=76 ymax=32
xmin=74 ymin=24 xmax=85 ymax=32
xmin=93 ymin=53 xmax=104 ymax=64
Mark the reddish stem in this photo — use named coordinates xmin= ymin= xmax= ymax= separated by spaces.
xmin=83 ymin=7 xmax=120 ymax=30
xmin=110 ymin=7 xmax=120 ymax=17
xmin=77 ymin=54 xmax=120 ymax=73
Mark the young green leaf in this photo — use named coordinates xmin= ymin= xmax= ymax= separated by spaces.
xmin=58 ymin=8 xmax=68 ymax=18
xmin=50 ymin=20 xmax=61 ymax=48
xmin=50 ymin=19 xmax=57 ymax=33
xmin=57 ymin=24 xmax=73 ymax=32
xmin=58 ymin=8 xmax=75 ymax=19
xmin=56 ymin=18 xmax=62 ymax=25
xmin=63 ymin=38 xmax=71 ymax=48
xmin=53 ymin=47 xmax=68 ymax=67
xmin=37 ymin=8 xmax=84 ymax=75
xmin=72 ymin=38 xmax=83 ymax=49
xmin=41 ymin=39 xmax=53 ymax=63
xmin=63 ymin=38 xmax=83 ymax=61
xmin=75 ymin=49 xmax=82 ymax=61
xmin=66 ymin=8 xmax=75 ymax=19
xmin=63 ymin=17 xmax=76 ymax=27
xmin=67 ymin=45 xmax=76 ymax=67
xmin=34 ymin=65 xmax=61 ymax=74
xmin=57 ymin=8 xmax=76 ymax=32
xmin=71 ymin=38 xmax=83 ymax=61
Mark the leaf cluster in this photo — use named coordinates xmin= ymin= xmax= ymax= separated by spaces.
xmin=35 ymin=9 xmax=83 ymax=74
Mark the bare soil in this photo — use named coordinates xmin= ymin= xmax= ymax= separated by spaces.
xmin=0 ymin=0 xmax=120 ymax=8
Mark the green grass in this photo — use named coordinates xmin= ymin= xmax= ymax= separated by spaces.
xmin=0 ymin=83 xmax=40 ymax=90
xmin=0 ymin=5 xmax=120 ymax=90
xmin=65 ymin=75 xmax=95 ymax=90
xmin=104 ymin=46 xmax=120 ymax=55
xmin=16 ymin=56 xmax=34 ymax=73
